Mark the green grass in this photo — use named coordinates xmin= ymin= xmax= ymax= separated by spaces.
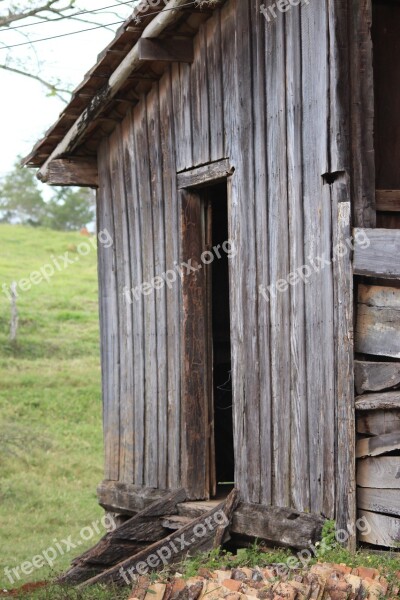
xmin=0 ymin=225 xmax=106 ymax=591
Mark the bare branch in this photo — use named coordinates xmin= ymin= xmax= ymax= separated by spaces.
xmin=0 ymin=63 xmax=71 ymax=101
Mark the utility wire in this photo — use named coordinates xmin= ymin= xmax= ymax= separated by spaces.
xmin=0 ymin=1 xmax=137 ymax=32
xmin=0 ymin=20 xmax=125 ymax=49
xmin=0 ymin=1 xmax=198 ymax=51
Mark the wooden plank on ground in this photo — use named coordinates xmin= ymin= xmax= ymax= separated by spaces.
xmin=358 ymin=510 xmax=400 ymax=547
xmin=355 ymin=360 xmax=400 ymax=394
xmin=357 ymin=410 xmax=400 ymax=436
xmin=59 ymin=489 xmax=187 ymax=584
xmin=355 ymin=285 xmax=400 ymax=358
xmin=357 ymin=488 xmax=400 ymax=516
xmin=353 ymin=228 xmax=400 ymax=278
xmin=230 ymin=503 xmax=324 ymax=550
xmin=356 ymin=392 xmax=400 ymax=411
xmin=80 ymin=490 xmax=239 ymax=587
xmin=356 ymin=431 xmax=400 ymax=458
xmin=357 ymin=457 xmax=400 ymax=488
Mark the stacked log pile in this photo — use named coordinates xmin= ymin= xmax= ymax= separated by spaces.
xmin=355 ymin=284 xmax=400 ymax=547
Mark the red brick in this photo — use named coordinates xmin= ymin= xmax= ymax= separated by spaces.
xmin=352 ymin=567 xmax=380 ymax=580
xmin=223 ymin=580 xmax=243 ymax=593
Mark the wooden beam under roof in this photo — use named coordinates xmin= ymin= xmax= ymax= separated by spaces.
xmin=40 ymin=158 xmax=98 ymax=187
xmin=138 ymin=38 xmax=194 ymax=62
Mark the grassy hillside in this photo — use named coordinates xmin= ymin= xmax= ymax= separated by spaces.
xmin=0 ymin=225 xmax=105 ymax=589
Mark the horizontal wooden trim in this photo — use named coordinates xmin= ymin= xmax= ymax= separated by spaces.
xmin=138 ymin=38 xmax=194 ymax=62
xmin=357 ymin=457 xmax=400 ymax=489
xmin=357 ymin=488 xmax=400 ymax=516
xmin=177 ymin=159 xmax=234 ymax=189
xmin=355 ymin=360 xmax=400 ymax=394
xmin=356 ymin=391 xmax=400 ymax=411
xmin=353 ymin=228 xmax=400 ymax=278
xmin=97 ymin=481 xmax=184 ymax=514
xmin=38 ymin=158 xmax=98 ymax=187
xmin=376 ymin=189 xmax=400 ymax=212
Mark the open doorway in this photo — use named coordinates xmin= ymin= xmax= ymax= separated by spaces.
xmin=180 ymin=169 xmax=235 ymax=500
xmin=206 ymin=183 xmax=235 ymax=496
xmin=372 ymin=0 xmax=400 ymax=228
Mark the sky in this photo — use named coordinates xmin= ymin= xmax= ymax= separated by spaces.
xmin=0 ymin=1 xmax=136 ymax=177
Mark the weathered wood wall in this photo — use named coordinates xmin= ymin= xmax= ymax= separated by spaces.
xmin=96 ymin=0 xmax=354 ymax=522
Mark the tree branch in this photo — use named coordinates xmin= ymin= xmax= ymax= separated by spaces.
xmin=0 ymin=63 xmax=71 ymax=102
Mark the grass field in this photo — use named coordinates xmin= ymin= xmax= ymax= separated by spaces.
xmin=0 ymin=224 xmax=106 ymax=590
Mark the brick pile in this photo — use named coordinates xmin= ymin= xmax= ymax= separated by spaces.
xmin=129 ymin=563 xmax=400 ymax=600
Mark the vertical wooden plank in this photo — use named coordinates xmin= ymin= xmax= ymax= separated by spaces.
xmin=159 ymin=68 xmax=181 ymax=489
xmin=206 ymin=10 xmax=224 ymax=162
xmin=236 ymin=0 xmax=260 ymax=504
xmin=301 ymin=0 xmax=335 ymax=518
xmin=191 ymin=23 xmax=210 ymax=166
xmin=221 ymin=0 xmax=247 ymax=499
xmin=109 ymin=126 xmax=135 ymax=483
xmin=328 ymin=0 xmax=355 ymax=543
xmin=332 ymin=194 xmax=356 ymax=550
xmin=173 ymin=62 xmax=193 ymax=172
xmin=252 ymin=0 xmax=272 ymax=506
xmin=285 ymin=2 xmax=309 ymax=513
xmin=180 ymin=190 xmax=209 ymax=500
xmin=121 ymin=110 xmax=145 ymax=487
xmin=147 ymin=83 xmax=168 ymax=490
xmin=266 ymin=2 xmax=291 ymax=508
xmin=97 ymin=139 xmax=120 ymax=481
xmin=349 ymin=0 xmax=376 ymax=228
xmin=133 ymin=98 xmax=158 ymax=488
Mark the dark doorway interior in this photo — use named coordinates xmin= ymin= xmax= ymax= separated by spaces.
xmin=206 ymin=183 xmax=235 ymax=492
xmin=372 ymin=0 xmax=400 ymax=228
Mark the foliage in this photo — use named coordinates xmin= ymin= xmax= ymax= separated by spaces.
xmin=0 ymin=160 xmax=94 ymax=230
xmin=43 ymin=188 xmax=95 ymax=231
xmin=0 ymin=161 xmax=46 ymax=224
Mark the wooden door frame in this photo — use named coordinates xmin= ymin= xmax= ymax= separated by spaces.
xmin=178 ymin=159 xmax=234 ymax=500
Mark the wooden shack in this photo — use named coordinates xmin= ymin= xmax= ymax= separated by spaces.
xmin=24 ymin=0 xmax=400 ymax=579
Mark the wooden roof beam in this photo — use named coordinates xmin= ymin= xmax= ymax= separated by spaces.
xmin=34 ymin=0 xmax=194 ymax=183
xmin=138 ymin=38 xmax=194 ymax=62
xmin=44 ymin=158 xmax=98 ymax=188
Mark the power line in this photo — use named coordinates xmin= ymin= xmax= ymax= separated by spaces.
xmin=0 ymin=20 xmax=125 ymax=50
xmin=0 ymin=1 xmax=137 ymax=32
xmin=0 ymin=1 xmax=197 ymax=51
